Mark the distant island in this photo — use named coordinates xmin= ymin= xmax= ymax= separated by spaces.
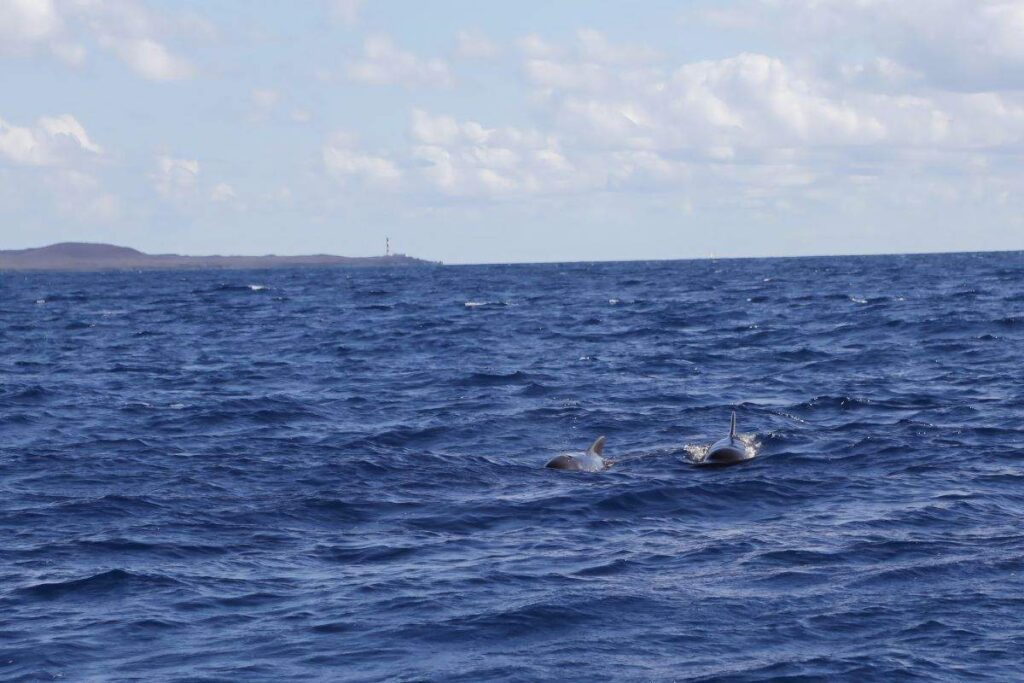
xmin=0 ymin=243 xmax=439 ymax=272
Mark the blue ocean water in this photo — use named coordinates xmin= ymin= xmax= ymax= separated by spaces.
xmin=2 ymin=252 xmax=1024 ymax=682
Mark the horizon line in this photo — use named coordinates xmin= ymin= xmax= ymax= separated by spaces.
xmin=451 ymin=246 xmax=1024 ymax=267
xmin=5 ymin=241 xmax=1023 ymax=267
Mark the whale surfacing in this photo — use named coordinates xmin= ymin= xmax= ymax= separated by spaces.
xmin=545 ymin=436 xmax=609 ymax=472
xmin=695 ymin=412 xmax=753 ymax=466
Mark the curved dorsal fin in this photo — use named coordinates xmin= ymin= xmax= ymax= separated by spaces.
xmin=730 ymin=411 xmax=737 ymax=439
xmin=587 ymin=435 xmax=606 ymax=456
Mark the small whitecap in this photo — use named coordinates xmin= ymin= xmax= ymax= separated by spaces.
xmin=464 ymin=301 xmax=488 ymax=308
xmin=850 ymin=296 xmax=868 ymax=304
xmin=123 ymin=401 xmax=152 ymax=409
xmin=684 ymin=444 xmax=708 ymax=461
xmin=168 ymin=403 xmax=186 ymax=410
xmin=248 ymin=285 xmax=266 ymax=292
xmin=35 ymin=299 xmax=46 ymax=305
xmin=609 ymin=298 xmax=620 ymax=305
xmin=738 ymin=434 xmax=760 ymax=455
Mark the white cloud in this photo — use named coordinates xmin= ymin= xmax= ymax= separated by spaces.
xmin=153 ymin=155 xmax=199 ymax=198
xmin=0 ymin=111 xmax=116 ymax=226
xmin=0 ymin=0 xmax=198 ymax=80
xmin=210 ymin=182 xmax=236 ymax=202
xmin=517 ymin=34 xmax=561 ymax=59
xmin=323 ymin=132 xmax=402 ymax=187
xmin=80 ymin=0 xmax=198 ymax=81
xmin=391 ymin=29 xmax=1024 ymax=207
xmin=346 ymin=35 xmax=453 ymax=88
xmin=518 ymin=29 xmax=656 ymax=66
xmin=517 ymin=37 xmax=1024 ymax=218
xmin=51 ymin=40 xmax=86 ymax=65
xmin=667 ymin=54 xmax=887 ymax=146
xmin=37 ymin=114 xmax=102 ymax=153
xmin=575 ymin=28 xmax=658 ymax=65
xmin=0 ymin=113 xmax=101 ymax=166
xmin=312 ymin=21 xmax=1024 ymax=214
xmin=408 ymin=109 xmax=685 ymax=198
xmin=0 ymin=0 xmax=61 ymax=48
xmin=712 ymin=0 xmax=1024 ymax=91
xmin=110 ymin=37 xmax=193 ymax=80
xmin=0 ymin=0 xmax=87 ymax=65
xmin=524 ymin=58 xmax=621 ymax=92
xmin=152 ymin=156 xmax=240 ymax=205
xmin=838 ymin=57 xmax=923 ymax=91
xmin=329 ymin=0 xmax=362 ymax=27
xmin=523 ymin=40 xmax=1024 ymax=155
xmin=456 ymin=29 xmax=499 ymax=59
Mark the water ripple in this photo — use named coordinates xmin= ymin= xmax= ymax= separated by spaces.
xmin=2 ymin=253 xmax=1024 ymax=680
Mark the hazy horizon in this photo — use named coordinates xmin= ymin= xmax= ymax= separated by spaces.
xmin=4 ymin=1 xmax=1024 ymax=264
xmin=6 ymin=239 xmax=1024 ymax=268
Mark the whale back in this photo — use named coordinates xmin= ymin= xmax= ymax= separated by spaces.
xmin=545 ymin=454 xmax=580 ymax=470
xmin=546 ymin=436 xmax=608 ymax=471
xmin=700 ymin=413 xmax=749 ymax=465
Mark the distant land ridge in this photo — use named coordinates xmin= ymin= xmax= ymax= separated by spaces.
xmin=0 ymin=242 xmax=439 ymax=271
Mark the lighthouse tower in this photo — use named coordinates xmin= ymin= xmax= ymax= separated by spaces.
xmin=386 ymin=237 xmax=390 ymax=257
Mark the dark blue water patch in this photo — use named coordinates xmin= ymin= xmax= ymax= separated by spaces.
xmin=456 ymin=370 xmax=537 ymax=387
xmin=2 ymin=253 xmax=1024 ymax=680
xmin=14 ymin=569 xmax=185 ymax=601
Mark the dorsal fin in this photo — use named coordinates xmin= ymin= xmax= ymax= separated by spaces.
xmin=587 ymin=436 xmax=606 ymax=456
xmin=730 ymin=411 xmax=737 ymax=439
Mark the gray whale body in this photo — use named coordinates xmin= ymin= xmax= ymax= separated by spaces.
xmin=696 ymin=412 xmax=753 ymax=466
xmin=546 ymin=436 xmax=608 ymax=472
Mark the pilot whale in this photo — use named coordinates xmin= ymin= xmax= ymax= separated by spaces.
xmin=695 ymin=412 xmax=753 ymax=466
xmin=545 ymin=436 xmax=609 ymax=472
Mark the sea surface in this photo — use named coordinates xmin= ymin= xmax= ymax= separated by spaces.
xmin=2 ymin=253 xmax=1024 ymax=682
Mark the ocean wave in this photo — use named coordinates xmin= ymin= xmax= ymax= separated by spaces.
xmin=16 ymin=569 xmax=183 ymax=600
xmin=4 ymin=253 xmax=1024 ymax=680
xmin=455 ymin=370 xmax=535 ymax=386
xmin=463 ymin=300 xmax=512 ymax=308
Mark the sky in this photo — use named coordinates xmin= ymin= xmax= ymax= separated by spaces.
xmin=2 ymin=0 xmax=1024 ymax=264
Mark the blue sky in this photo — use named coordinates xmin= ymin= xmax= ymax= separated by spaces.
xmin=2 ymin=0 xmax=1024 ymax=263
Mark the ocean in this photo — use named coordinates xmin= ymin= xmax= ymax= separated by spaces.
xmin=2 ymin=252 xmax=1023 ymax=681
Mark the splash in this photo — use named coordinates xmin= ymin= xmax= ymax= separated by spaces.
xmin=683 ymin=443 xmax=709 ymax=463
